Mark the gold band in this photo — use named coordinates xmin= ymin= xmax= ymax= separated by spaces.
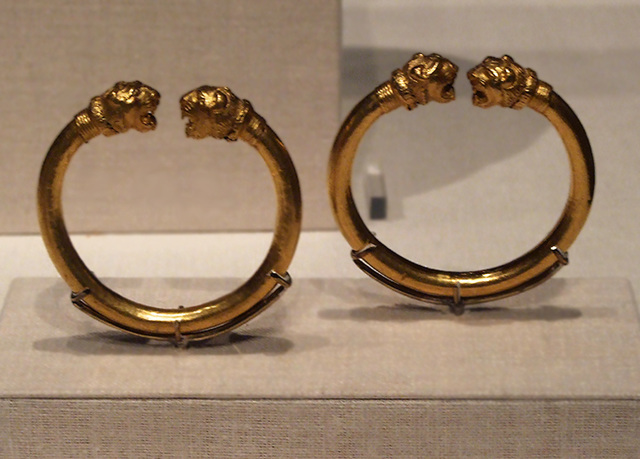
xmin=328 ymin=54 xmax=594 ymax=312
xmin=38 ymin=82 xmax=302 ymax=341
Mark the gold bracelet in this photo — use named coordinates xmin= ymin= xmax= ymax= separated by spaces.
xmin=38 ymin=82 xmax=302 ymax=342
xmin=328 ymin=54 xmax=594 ymax=314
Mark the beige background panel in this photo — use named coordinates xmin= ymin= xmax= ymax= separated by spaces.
xmin=0 ymin=0 xmax=340 ymax=234
xmin=2 ymin=400 xmax=638 ymax=457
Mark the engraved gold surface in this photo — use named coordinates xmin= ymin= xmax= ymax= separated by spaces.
xmin=329 ymin=54 xmax=595 ymax=312
xmin=38 ymin=82 xmax=302 ymax=341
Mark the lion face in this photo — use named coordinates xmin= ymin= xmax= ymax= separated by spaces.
xmin=403 ymin=53 xmax=458 ymax=104
xmin=93 ymin=81 xmax=160 ymax=134
xmin=467 ymin=55 xmax=527 ymax=108
xmin=180 ymin=86 xmax=243 ymax=140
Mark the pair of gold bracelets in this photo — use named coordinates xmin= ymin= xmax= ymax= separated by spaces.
xmin=38 ymin=54 xmax=594 ymax=343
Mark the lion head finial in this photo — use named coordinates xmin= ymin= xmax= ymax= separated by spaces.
xmin=180 ymin=86 xmax=250 ymax=140
xmin=391 ymin=53 xmax=458 ymax=109
xmin=89 ymin=81 xmax=160 ymax=135
xmin=467 ymin=55 xmax=539 ymax=109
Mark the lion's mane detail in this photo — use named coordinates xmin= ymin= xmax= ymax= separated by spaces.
xmin=467 ymin=55 xmax=540 ymax=110
xmin=390 ymin=53 xmax=458 ymax=109
xmin=88 ymin=81 xmax=160 ymax=135
xmin=180 ymin=86 xmax=251 ymax=141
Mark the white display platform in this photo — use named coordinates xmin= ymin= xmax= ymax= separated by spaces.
xmin=1 ymin=277 xmax=639 ymax=457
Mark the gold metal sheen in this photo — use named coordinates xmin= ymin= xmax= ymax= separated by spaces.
xmin=328 ymin=54 xmax=595 ymax=312
xmin=38 ymin=82 xmax=302 ymax=342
